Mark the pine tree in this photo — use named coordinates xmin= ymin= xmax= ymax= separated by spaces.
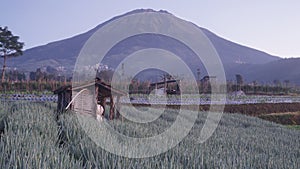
xmin=0 ymin=26 xmax=24 ymax=82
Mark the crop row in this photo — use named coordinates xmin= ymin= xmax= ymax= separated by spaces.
xmin=127 ymin=94 xmax=300 ymax=105
xmin=0 ymin=101 xmax=299 ymax=168
xmin=0 ymin=94 xmax=57 ymax=102
xmin=2 ymin=93 xmax=300 ymax=105
xmin=59 ymin=106 xmax=300 ymax=168
xmin=0 ymin=102 xmax=84 ymax=168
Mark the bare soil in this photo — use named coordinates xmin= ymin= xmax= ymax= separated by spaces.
xmin=129 ymin=103 xmax=300 ymax=125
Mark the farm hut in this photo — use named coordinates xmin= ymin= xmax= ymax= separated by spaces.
xmin=53 ymin=80 xmax=126 ymax=120
xmin=149 ymin=79 xmax=181 ymax=95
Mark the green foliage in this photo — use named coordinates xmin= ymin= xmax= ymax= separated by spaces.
xmin=0 ymin=81 xmax=69 ymax=93
xmin=287 ymin=125 xmax=300 ymax=130
xmin=59 ymin=107 xmax=300 ymax=168
xmin=0 ymin=27 xmax=24 ymax=57
xmin=0 ymin=26 xmax=24 ymax=82
xmin=0 ymin=102 xmax=83 ymax=168
xmin=0 ymin=102 xmax=299 ymax=168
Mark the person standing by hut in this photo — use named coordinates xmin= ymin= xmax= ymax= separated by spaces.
xmin=95 ymin=77 xmax=104 ymax=121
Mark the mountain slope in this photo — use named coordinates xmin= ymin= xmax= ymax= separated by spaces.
xmin=7 ymin=9 xmax=290 ymax=83
xmin=200 ymin=28 xmax=279 ymax=64
xmin=232 ymin=58 xmax=300 ymax=84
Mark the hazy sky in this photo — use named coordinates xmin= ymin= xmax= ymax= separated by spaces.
xmin=1 ymin=0 xmax=300 ymax=58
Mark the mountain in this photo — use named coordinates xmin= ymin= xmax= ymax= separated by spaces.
xmin=230 ymin=58 xmax=300 ymax=84
xmin=7 ymin=9 xmax=298 ymax=84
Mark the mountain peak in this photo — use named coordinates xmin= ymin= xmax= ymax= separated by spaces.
xmin=124 ymin=9 xmax=172 ymax=15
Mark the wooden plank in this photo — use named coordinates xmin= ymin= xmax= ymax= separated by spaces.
xmin=73 ymin=89 xmax=95 ymax=115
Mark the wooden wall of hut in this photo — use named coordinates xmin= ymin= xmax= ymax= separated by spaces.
xmin=72 ymin=88 xmax=95 ymax=116
xmin=54 ymin=85 xmax=72 ymax=113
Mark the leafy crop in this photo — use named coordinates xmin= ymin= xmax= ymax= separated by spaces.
xmin=59 ymin=106 xmax=300 ymax=168
xmin=0 ymin=102 xmax=83 ymax=168
xmin=0 ymin=101 xmax=299 ymax=168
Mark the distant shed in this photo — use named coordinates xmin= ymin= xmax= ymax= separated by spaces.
xmin=149 ymin=79 xmax=181 ymax=95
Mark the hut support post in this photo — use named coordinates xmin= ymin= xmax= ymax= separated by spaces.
xmin=115 ymin=96 xmax=122 ymax=120
xmin=109 ymin=96 xmax=115 ymax=120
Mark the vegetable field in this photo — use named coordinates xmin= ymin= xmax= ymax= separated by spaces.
xmin=0 ymin=101 xmax=299 ymax=168
xmin=2 ymin=93 xmax=300 ymax=105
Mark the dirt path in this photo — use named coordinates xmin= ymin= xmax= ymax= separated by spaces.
xmin=262 ymin=111 xmax=300 ymax=116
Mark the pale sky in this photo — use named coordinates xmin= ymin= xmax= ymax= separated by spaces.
xmin=1 ymin=0 xmax=300 ymax=58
